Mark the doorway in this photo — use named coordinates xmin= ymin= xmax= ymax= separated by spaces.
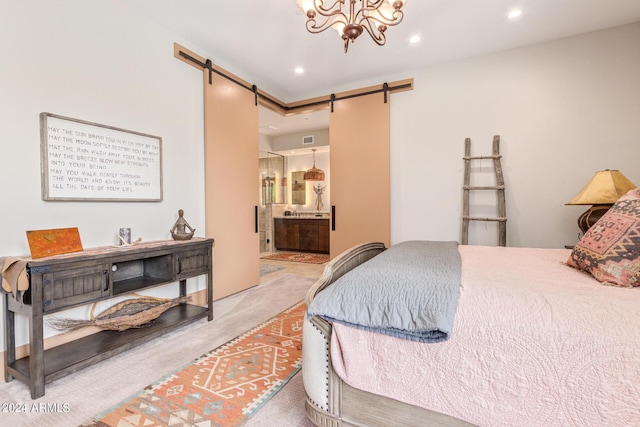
xmin=257 ymin=106 xmax=330 ymax=257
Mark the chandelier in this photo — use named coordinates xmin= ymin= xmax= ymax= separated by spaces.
xmin=297 ymin=0 xmax=407 ymax=53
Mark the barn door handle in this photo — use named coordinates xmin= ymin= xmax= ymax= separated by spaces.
xmin=255 ymin=206 xmax=258 ymax=233
xmin=331 ymin=205 xmax=336 ymax=231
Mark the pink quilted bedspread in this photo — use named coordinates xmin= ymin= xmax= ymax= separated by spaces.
xmin=330 ymin=246 xmax=640 ymax=426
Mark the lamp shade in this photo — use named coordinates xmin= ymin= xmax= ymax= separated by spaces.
xmin=303 ymin=149 xmax=325 ymax=181
xmin=566 ymin=170 xmax=637 ymax=205
xmin=303 ymin=167 xmax=325 ymax=181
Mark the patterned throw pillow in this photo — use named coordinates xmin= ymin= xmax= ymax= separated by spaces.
xmin=567 ymin=188 xmax=640 ymax=287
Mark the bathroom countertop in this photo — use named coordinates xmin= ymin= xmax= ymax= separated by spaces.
xmin=274 ymin=215 xmax=330 ymax=219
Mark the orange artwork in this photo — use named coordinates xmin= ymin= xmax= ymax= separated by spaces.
xmin=26 ymin=227 xmax=83 ymax=259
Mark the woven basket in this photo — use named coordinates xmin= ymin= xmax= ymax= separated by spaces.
xmin=48 ymin=294 xmax=191 ymax=332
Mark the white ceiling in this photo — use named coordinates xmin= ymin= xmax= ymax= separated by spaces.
xmin=122 ymin=0 xmax=640 ymax=135
xmin=259 ymin=106 xmax=330 ymax=137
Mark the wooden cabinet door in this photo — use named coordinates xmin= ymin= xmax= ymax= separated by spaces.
xmin=287 ymin=222 xmax=300 ymax=250
xmin=298 ymin=220 xmax=319 ymax=252
xmin=329 ymin=92 xmax=390 ymax=258
xmin=274 ymin=219 xmax=287 ymax=250
xmin=204 ymin=71 xmax=259 ymax=300
xmin=175 ymin=248 xmax=211 ymax=280
xmin=41 ymin=264 xmax=109 ymax=313
xmin=274 ymin=219 xmax=299 ymax=251
xmin=318 ymin=219 xmax=330 ymax=254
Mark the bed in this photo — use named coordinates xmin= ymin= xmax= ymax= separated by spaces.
xmin=302 ymin=187 xmax=640 ymax=427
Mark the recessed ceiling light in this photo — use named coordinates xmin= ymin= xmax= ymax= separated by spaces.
xmin=409 ymin=35 xmax=421 ymax=44
xmin=294 ymin=67 xmax=304 ymax=74
xmin=508 ymin=9 xmax=522 ymax=19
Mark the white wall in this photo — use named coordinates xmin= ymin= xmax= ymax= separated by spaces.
xmin=258 ymin=133 xmax=273 ymax=155
xmin=270 ymin=129 xmax=330 ymax=151
xmin=1 ymin=2 xmax=208 ymax=346
xmin=390 ymin=23 xmax=640 ymax=248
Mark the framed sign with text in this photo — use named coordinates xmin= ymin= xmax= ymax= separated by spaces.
xmin=40 ymin=113 xmax=163 ymax=201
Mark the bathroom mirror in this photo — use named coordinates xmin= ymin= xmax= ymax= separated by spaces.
xmin=291 ymin=171 xmax=306 ymax=205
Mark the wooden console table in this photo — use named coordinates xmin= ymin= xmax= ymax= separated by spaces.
xmin=3 ymin=238 xmax=213 ymax=399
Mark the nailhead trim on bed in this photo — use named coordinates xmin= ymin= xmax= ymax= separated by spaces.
xmin=306 ymin=320 xmax=331 ymax=411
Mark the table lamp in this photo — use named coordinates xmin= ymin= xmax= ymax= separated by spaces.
xmin=566 ymin=169 xmax=637 ymax=234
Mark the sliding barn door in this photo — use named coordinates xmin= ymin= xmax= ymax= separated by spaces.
xmin=330 ymin=92 xmax=390 ymax=258
xmin=204 ymin=72 xmax=259 ymax=299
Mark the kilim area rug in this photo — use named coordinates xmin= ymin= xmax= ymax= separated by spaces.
xmin=260 ymin=252 xmax=329 ymax=264
xmin=89 ymin=301 xmax=305 ymax=427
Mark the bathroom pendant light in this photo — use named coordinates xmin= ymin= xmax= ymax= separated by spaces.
xmin=303 ymin=149 xmax=325 ymax=181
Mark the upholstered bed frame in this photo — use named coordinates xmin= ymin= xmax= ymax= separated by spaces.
xmin=302 ymin=242 xmax=474 ymax=427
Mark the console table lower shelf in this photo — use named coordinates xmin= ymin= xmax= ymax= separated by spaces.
xmin=7 ymin=304 xmax=208 ymax=389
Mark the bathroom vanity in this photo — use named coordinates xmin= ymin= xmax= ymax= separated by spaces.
xmin=273 ymin=217 xmax=329 ymax=254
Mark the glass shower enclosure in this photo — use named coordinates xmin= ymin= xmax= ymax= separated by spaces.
xmin=258 ymin=152 xmax=286 ymax=253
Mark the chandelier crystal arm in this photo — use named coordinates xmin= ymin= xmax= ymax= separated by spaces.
xmin=305 ymin=14 xmax=348 ymax=34
xmin=360 ymin=20 xmax=387 ymax=46
xmin=314 ymin=0 xmax=346 ymax=15
xmin=359 ymin=0 xmax=398 ymax=20
xmin=362 ymin=4 xmax=404 ymax=26
xmin=304 ymin=0 xmax=347 ymax=33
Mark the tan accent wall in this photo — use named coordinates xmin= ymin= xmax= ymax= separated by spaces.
xmin=203 ymin=71 xmax=260 ymax=300
xmin=329 ymin=92 xmax=390 ymax=257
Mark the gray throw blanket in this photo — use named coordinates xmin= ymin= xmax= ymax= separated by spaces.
xmin=306 ymin=240 xmax=461 ymax=343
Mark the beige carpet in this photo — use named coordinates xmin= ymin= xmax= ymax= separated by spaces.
xmin=244 ymin=373 xmax=313 ymax=427
xmin=0 ymin=273 xmax=318 ymax=427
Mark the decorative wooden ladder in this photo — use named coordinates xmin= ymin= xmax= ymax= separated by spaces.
xmin=461 ymin=135 xmax=507 ymax=246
